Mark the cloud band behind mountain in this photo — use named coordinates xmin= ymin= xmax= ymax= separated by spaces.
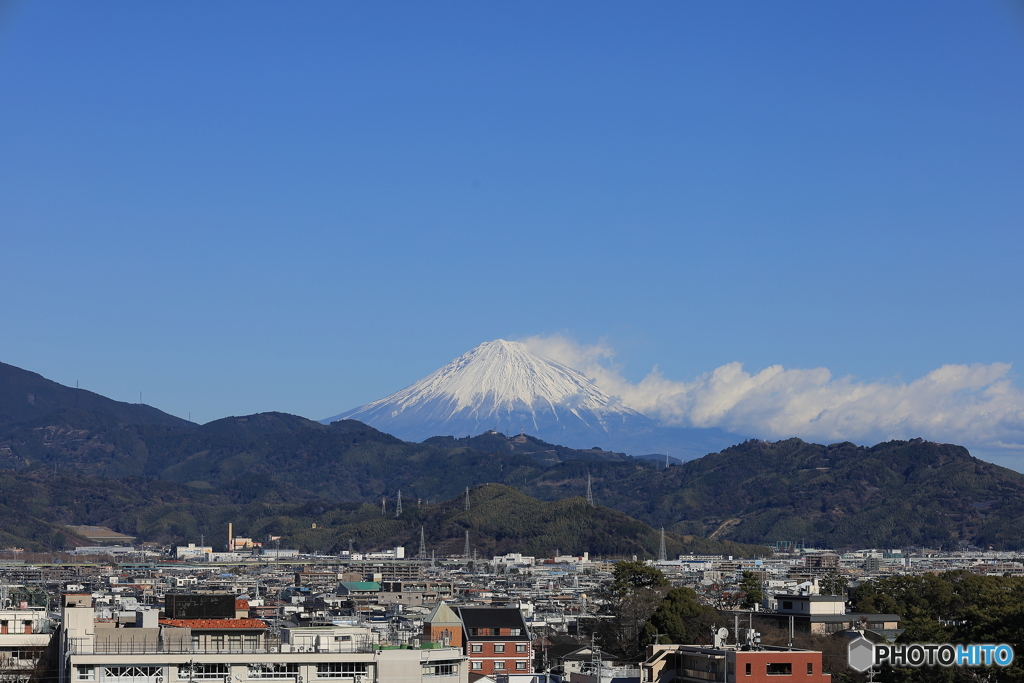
xmin=521 ymin=335 xmax=1024 ymax=452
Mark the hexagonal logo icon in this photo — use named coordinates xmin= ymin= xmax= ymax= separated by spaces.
xmin=848 ymin=637 xmax=875 ymax=672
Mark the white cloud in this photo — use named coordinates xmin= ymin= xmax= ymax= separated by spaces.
xmin=520 ymin=335 xmax=1024 ymax=453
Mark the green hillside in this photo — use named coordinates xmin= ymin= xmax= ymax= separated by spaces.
xmin=5 ymin=360 xmax=1024 ymax=551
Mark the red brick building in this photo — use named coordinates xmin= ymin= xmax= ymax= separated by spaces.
xmin=423 ymin=604 xmax=531 ymax=681
xmin=643 ymin=644 xmax=831 ymax=682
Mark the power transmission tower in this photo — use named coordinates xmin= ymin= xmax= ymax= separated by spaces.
xmin=395 ymin=490 xmax=402 ymax=517
xmin=658 ymin=527 xmax=667 ymax=562
xmin=464 ymin=487 xmax=470 ymax=511
xmin=419 ymin=526 xmax=426 ymax=559
xmin=464 ymin=529 xmax=470 ymax=558
xmin=586 ymin=473 xmax=594 ymax=507
xmin=381 ymin=497 xmax=386 ymax=515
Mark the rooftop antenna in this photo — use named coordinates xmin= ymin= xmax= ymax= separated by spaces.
xmin=658 ymin=527 xmax=667 ymax=562
xmin=464 ymin=529 xmax=471 ymax=558
xmin=395 ymin=490 xmax=403 ymax=517
xmin=465 ymin=487 xmax=470 ymax=511
xmin=419 ymin=527 xmax=426 ymax=559
xmin=586 ymin=473 xmax=595 ymax=507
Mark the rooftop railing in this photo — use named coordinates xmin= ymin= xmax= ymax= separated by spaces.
xmin=66 ymin=637 xmax=375 ymax=656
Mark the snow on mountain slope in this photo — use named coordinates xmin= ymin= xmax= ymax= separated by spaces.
xmin=323 ymin=340 xmax=654 ymax=442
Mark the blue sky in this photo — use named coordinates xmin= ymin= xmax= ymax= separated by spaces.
xmin=2 ymin=2 xmax=1023 ymax=466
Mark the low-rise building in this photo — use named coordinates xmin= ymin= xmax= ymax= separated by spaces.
xmin=58 ymin=594 xmax=467 ymax=683
xmin=0 ymin=607 xmax=52 ymax=681
xmin=643 ymin=643 xmax=831 ymax=683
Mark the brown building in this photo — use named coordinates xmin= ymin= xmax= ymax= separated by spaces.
xmin=377 ymin=581 xmax=454 ymax=606
xmin=422 ymin=604 xmax=532 ymax=681
xmin=644 ymin=643 xmax=832 ymax=683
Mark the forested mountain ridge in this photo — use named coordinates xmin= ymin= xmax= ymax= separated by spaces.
xmin=4 ymin=361 xmax=1024 ymax=551
xmin=0 ymin=361 xmax=192 ymax=429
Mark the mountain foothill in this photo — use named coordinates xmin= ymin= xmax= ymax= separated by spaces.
xmin=2 ymin=359 xmax=1024 ymax=556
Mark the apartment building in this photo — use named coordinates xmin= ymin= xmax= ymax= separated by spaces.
xmin=58 ymin=594 xmax=467 ymax=683
xmin=423 ymin=605 xmax=532 ymax=681
xmin=0 ymin=607 xmax=51 ymax=682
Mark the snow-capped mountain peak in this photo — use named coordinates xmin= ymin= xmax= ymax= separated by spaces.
xmin=324 ymin=339 xmax=650 ymax=441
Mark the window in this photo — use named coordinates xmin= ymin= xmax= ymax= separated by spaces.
xmin=180 ymin=664 xmax=228 ymax=680
xmin=494 ymin=644 xmax=505 ymax=653
xmin=244 ymin=635 xmax=259 ymax=650
xmin=767 ymin=663 xmax=793 ymax=675
xmin=210 ymin=635 xmax=225 ymax=649
xmin=422 ymin=661 xmax=459 ymax=677
xmin=745 ymin=663 xmax=751 ymax=676
xmin=510 ymin=629 xmax=521 ymax=636
xmin=493 ymin=662 xmax=505 ymax=670
xmin=782 ymin=601 xmax=793 ymax=610
xmin=317 ymin=663 xmax=368 ymax=679
xmin=104 ymin=667 xmax=164 ymax=683
xmin=77 ymin=666 xmax=95 ymax=681
xmin=228 ymin=635 xmax=242 ymax=650
xmin=515 ymin=662 xmax=528 ymax=671
xmin=248 ymin=664 xmax=298 ymax=680
xmin=471 ymin=644 xmax=482 ymax=653
xmin=516 ymin=644 xmax=527 ymax=653
xmin=471 ymin=663 xmax=482 ymax=671
xmin=807 ymin=663 xmax=813 ymax=675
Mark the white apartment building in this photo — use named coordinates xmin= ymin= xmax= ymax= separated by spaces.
xmin=0 ymin=607 xmax=52 ymax=681
xmin=58 ymin=595 xmax=467 ymax=683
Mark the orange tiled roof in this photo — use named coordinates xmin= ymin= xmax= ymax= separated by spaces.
xmin=235 ymin=599 xmax=249 ymax=609
xmin=159 ymin=618 xmax=267 ymax=629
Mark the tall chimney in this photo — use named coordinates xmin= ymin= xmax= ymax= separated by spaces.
xmin=228 ymin=522 xmax=233 ymax=552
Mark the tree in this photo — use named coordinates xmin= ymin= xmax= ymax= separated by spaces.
xmin=641 ymin=587 xmax=718 ymax=646
xmin=819 ymin=571 xmax=847 ymax=597
xmin=739 ymin=571 xmax=764 ymax=609
xmin=596 ymin=562 xmax=672 ymax=659
xmin=612 ymin=561 xmax=669 ymax=595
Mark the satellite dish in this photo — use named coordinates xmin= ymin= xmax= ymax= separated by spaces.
xmin=717 ymin=628 xmax=729 ymax=639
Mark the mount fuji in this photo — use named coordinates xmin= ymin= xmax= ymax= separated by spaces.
xmin=324 ymin=340 xmax=746 ymax=459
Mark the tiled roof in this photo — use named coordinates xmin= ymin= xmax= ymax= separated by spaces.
xmin=235 ymin=599 xmax=249 ymax=609
xmin=455 ymin=607 xmax=528 ymax=630
xmin=159 ymin=618 xmax=267 ymax=629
